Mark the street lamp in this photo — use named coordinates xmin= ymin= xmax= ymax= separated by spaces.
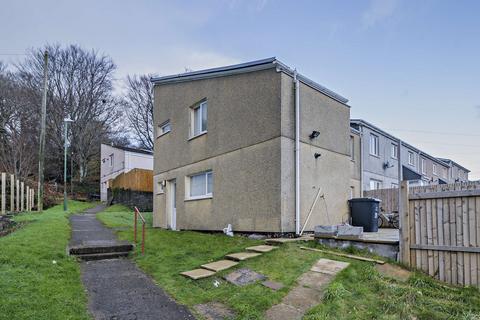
xmin=64 ymin=116 xmax=74 ymax=211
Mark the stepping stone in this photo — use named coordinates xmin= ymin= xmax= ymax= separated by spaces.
xmin=201 ymin=260 xmax=238 ymax=272
xmin=310 ymin=258 xmax=349 ymax=275
xmin=224 ymin=268 xmax=266 ymax=286
xmin=297 ymin=271 xmax=333 ymax=291
xmin=246 ymin=245 xmax=278 ymax=253
xmin=262 ymin=280 xmax=284 ymax=291
xmin=265 ymin=303 xmax=303 ymax=320
xmin=265 ymin=235 xmax=314 ymax=245
xmin=194 ymin=302 xmax=236 ymax=320
xmin=375 ymin=263 xmax=411 ymax=282
xmin=181 ymin=268 xmax=216 ymax=280
xmin=225 ymin=252 xmax=261 ymax=261
xmin=283 ymin=286 xmax=323 ymax=310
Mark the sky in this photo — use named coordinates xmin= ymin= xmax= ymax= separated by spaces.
xmin=1 ymin=0 xmax=479 ymax=179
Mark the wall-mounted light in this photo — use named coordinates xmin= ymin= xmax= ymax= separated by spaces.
xmin=314 ymin=153 xmax=321 ymax=159
xmin=309 ymin=130 xmax=320 ymax=139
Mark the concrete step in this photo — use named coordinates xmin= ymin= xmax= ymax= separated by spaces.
xmin=76 ymin=251 xmax=131 ymax=261
xmin=69 ymin=243 xmax=134 ymax=255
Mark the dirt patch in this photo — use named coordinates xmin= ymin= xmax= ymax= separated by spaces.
xmin=375 ymin=263 xmax=411 ymax=282
xmin=194 ymin=302 xmax=236 ymax=320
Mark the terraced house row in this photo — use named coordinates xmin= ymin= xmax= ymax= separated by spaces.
xmin=149 ymin=58 xmax=470 ymax=234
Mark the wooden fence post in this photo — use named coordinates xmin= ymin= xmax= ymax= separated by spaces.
xmin=27 ymin=186 xmax=30 ymax=212
xmin=20 ymin=182 xmax=24 ymax=212
xmin=32 ymin=188 xmax=35 ymax=211
xmin=10 ymin=174 xmax=14 ymax=212
xmin=16 ymin=179 xmax=19 ymax=211
xmin=399 ymin=180 xmax=410 ymax=266
xmin=1 ymin=172 xmax=5 ymax=215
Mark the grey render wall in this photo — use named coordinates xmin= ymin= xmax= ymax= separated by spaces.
xmin=349 ymin=130 xmax=361 ymax=198
xmin=152 ymin=68 xmax=284 ymax=232
xmin=280 ymin=73 xmax=352 ymax=231
xmin=152 ymin=66 xmax=352 ymax=233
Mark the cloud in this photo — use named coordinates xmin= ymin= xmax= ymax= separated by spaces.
xmin=362 ymin=0 xmax=399 ymax=28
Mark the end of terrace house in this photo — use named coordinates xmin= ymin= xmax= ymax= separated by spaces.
xmin=150 ymin=57 xmax=355 ymax=234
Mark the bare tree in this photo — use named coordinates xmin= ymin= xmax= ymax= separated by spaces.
xmin=16 ymin=44 xmax=121 ymax=183
xmin=121 ymin=75 xmax=154 ymax=150
xmin=0 ymin=63 xmax=39 ymax=179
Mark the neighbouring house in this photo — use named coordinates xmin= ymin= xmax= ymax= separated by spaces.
xmin=436 ymin=158 xmax=470 ymax=183
xmin=350 ymin=119 xmax=470 ymax=192
xmin=100 ymin=144 xmax=153 ymax=202
xmin=349 ymin=127 xmax=362 ymax=199
xmin=151 ymin=57 xmax=353 ymax=233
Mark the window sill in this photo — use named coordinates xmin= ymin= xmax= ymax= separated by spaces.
xmin=156 ymin=131 xmax=171 ymax=139
xmin=369 ymin=153 xmax=380 ymax=158
xmin=188 ymin=131 xmax=207 ymax=141
xmin=185 ymin=195 xmax=212 ymax=202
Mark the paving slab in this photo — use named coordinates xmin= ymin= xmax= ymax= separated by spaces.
xmin=375 ymin=263 xmax=411 ymax=282
xmin=224 ymin=268 xmax=266 ymax=286
xmin=194 ymin=302 xmax=236 ymax=320
xmin=225 ymin=252 xmax=261 ymax=261
xmin=297 ymin=271 xmax=333 ymax=291
xmin=181 ymin=268 xmax=216 ymax=280
xmin=261 ymin=280 xmax=284 ymax=291
xmin=265 ymin=303 xmax=303 ymax=320
xmin=265 ymin=235 xmax=314 ymax=245
xmin=310 ymin=258 xmax=350 ymax=275
xmin=246 ymin=245 xmax=278 ymax=253
xmin=201 ymin=260 xmax=238 ymax=272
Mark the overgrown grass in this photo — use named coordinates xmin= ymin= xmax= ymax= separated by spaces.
xmin=98 ymin=205 xmax=480 ymax=320
xmin=0 ymin=201 xmax=96 ymax=320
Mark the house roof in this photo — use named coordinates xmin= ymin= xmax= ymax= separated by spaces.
xmin=350 ymin=119 xmax=452 ymax=168
xmin=150 ymin=57 xmax=349 ymax=105
xmin=103 ymin=144 xmax=153 ymax=156
xmin=436 ymin=158 xmax=470 ymax=173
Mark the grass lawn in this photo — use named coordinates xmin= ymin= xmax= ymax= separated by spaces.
xmin=98 ymin=205 xmax=480 ymax=320
xmin=0 ymin=201 xmax=97 ymax=320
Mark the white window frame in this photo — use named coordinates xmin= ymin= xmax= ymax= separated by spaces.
xmin=421 ymin=158 xmax=426 ymax=175
xmin=408 ymin=151 xmax=415 ymax=166
xmin=391 ymin=143 xmax=398 ymax=159
xmin=433 ymin=164 xmax=437 ymax=176
xmin=369 ymin=133 xmax=379 ymax=157
xmin=186 ymin=170 xmax=212 ymax=200
xmin=157 ymin=120 xmax=171 ymax=138
xmin=369 ymin=179 xmax=382 ymax=190
xmin=190 ymin=100 xmax=207 ymax=139
xmin=391 ymin=182 xmax=399 ymax=189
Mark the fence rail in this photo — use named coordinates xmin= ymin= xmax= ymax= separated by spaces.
xmin=399 ymin=181 xmax=480 ymax=287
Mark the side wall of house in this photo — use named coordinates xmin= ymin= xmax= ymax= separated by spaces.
xmin=280 ymin=73 xmax=352 ymax=232
xmin=350 ymin=131 xmax=362 ymax=198
xmin=100 ymin=144 xmax=125 ymax=202
xmin=152 ymin=68 xmax=284 ymax=232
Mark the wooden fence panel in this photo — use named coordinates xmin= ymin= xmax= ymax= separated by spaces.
xmin=110 ymin=168 xmax=153 ymax=193
xmin=364 ymin=187 xmax=399 ymax=213
xmin=401 ymin=182 xmax=480 ymax=287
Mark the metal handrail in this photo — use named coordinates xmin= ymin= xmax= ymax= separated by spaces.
xmin=133 ymin=206 xmax=146 ymax=254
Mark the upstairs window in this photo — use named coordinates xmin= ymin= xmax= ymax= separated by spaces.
xmin=421 ymin=158 xmax=426 ymax=174
xmin=189 ymin=171 xmax=212 ymax=198
xmin=191 ymin=101 xmax=207 ymax=137
xmin=369 ymin=134 xmax=379 ymax=156
xmin=109 ymin=154 xmax=114 ymax=167
xmin=408 ymin=151 xmax=415 ymax=166
xmin=391 ymin=144 xmax=398 ymax=159
xmin=157 ymin=121 xmax=171 ymax=137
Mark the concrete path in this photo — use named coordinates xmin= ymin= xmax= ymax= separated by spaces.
xmin=265 ymin=258 xmax=349 ymax=320
xmin=70 ymin=204 xmax=195 ymax=320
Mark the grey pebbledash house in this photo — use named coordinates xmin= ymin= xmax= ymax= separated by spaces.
xmin=350 ymin=119 xmax=470 ymax=193
xmin=150 ymin=58 xmax=354 ymax=234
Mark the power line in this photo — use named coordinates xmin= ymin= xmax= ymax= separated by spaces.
xmin=387 ymin=128 xmax=480 ymax=137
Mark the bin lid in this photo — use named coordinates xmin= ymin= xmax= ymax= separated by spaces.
xmin=349 ymin=197 xmax=381 ymax=203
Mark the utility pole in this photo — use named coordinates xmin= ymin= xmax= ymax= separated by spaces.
xmin=37 ymin=51 xmax=48 ymax=211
